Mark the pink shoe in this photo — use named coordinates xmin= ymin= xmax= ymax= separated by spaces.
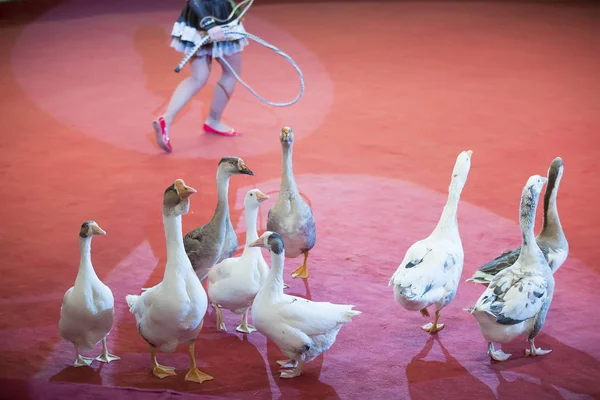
xmin=153 ymin=117 xmax=172 ymax=153
xmin=203 ymin=123 xmax=240 ymax=137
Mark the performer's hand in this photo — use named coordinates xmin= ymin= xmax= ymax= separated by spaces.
xmin=208 ymin=26 xmax=225 ymax=42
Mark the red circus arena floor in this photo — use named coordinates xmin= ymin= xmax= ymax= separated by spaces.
xmin=0 ymin=0 xmax=599 ymax=399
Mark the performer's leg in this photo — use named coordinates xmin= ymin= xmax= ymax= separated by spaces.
xmin=205 ymin=51 xmax=242 ymax=133
xmin=163 ymin=55 xmax=212 ymax=129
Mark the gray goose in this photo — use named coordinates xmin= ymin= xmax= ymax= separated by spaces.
xmin=467 ymin=157 xmax=567 ymax=285
xmin=267 ymin=127 xmax=316 ymax=279
xmin=466 ymin=175 xmax=554 ymax=362
xmin=184 ymin=157 xmax=253 ymax=282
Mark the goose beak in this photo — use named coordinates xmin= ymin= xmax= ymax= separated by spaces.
xmin=255 ymin=190 xmax=270 ymax=203
xmin=466 ymin=150 xmax=473 ymax=157
xmin=237 ymin=159 xmax=254 ymax=176
xmin=249 ymin=238 xmax=262 ymax=248
xmin=240 ymin=165 xmax=254 ymax=175
xmin=175 ymin=179 xmax=197 ymax=198
xmin=91 ymin=224 xmax=106 ymax=236
xmin=180 ymin=186 xmax=197 ymax=198
xmin=280 ymin=127 xmax=293 ymax=143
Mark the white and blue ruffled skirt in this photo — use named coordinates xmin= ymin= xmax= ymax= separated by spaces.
xmin=170 ymin=20 xmax=249 ymax=59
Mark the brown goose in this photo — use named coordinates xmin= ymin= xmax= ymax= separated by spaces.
xmin=467 ymin=157 xmax=567 ymax=285
xmin=184 ymin=157 xmax=254 ymax=282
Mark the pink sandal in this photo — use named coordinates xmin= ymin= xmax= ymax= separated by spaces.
xmin=153 ymin=117 xmax=172 ymax=153
xmin=203 ymin=123 xmax=240 ymax=137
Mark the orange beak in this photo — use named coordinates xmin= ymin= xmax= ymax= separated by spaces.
xmin=255 ymin=190 xmax=269 ymax=203
xmin=175 ymin=179 xmax=197 ymax=198
xmin=249 ymin=238 xmax=262 ymax=248
xmin=91 ymin=223 xmax=106 ymax=235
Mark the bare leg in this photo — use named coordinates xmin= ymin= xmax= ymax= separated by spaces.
xmin=163 ymin=56 xmax=212 ymax=131
xmin=73 ymin=344 xmax=94 ymax=367
xmin=235 ymin=309 xmax=257 ymax=334
xmin=150 ymin=344 xmax=176 ymax=379
xmin=420 ymin=310 xmax=445 ymax=334
xmin=525 ymin=338 xmax=552 ymax=357
xmin=95 ymin=337 xmax=120 ymax=363
xmin=488 ymin=342 xmax=511 ymax=361
xmin=185 ymin=340 xmax=214 ymax=383
xmin=291 ymin=251 xmax=310 ymax=279
xmin=205 ymin=52 xmax=242 ymax=133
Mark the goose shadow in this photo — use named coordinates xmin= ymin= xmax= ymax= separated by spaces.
xmin=492 ymin=369 xmax=564 ymax=400
xmin=265 ymin=338 xmax=340 ymax=399
xmin=407 ymin=336 xmax=496 ymax=400
xmin=118 ymin=332 xmax=271 ymax=396
xmin=179 ymin=333 xmax=272 ymax=397
xmin=0 ymin=378 xmax=33 ymax=400
xmin=49 ymin=364 xmax=103 ymax=385
xmin=487 ymin=332 xmax=600 ymax=398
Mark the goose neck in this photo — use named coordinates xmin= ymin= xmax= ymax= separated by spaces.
xmin=163 ymin=213 xmax=189 ymax=275
xmin=519 ymin=187 xmax=541 ymax=262
xmin=77 ymin=236 xmax=97 ymax=280
xmin=244 ymin=206 xmax=259 ymax=245
xmin=216 ymin=169 xmax=231 ymax=214
xmin=281 ymin=146 xmax=297 ymax=192
xmin=434 ymin=181 xmax=463 ymax=235
xmin=541 ymin=177 xmax=563 ymax=236
xmin=263 ymin=250 xmax=286 ymax=298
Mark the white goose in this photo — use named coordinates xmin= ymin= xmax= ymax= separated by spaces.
xmin=389 ymin=150 xmax=472 ymax=333
xmin=59 ymin=221 xmax=120 ymax=367
xmin=126 ymin=179 xmax=213 ymax=383
xmin=466 ymin=175 xmax=554 ymax=362
xmin=207 ymin=188 xmax=270 ymax=334
xmin=249 ymin=231 xmax=361 ymax=378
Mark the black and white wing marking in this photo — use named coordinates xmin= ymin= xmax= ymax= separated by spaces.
xmin=404 ymin=248 xmax=433 ymax=269
xmin=478 ymin=246 xmax=521 ymax=275
xmin=481 ymin=269 xmax=548 ymax=325
xmin=443 ymin=253 xmax=457 ymax=271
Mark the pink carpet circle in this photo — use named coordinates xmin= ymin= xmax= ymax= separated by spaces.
xmin=229 ymin=174 xmax=596 ymax=397
xmin=23 ymin=172 xmax=599 ymax=398
xmin=11 ymin=1 xmax=334 ymax=159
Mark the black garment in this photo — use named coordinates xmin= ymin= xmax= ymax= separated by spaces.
xmin=179 ymin=0 xmax=236 ymax=31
